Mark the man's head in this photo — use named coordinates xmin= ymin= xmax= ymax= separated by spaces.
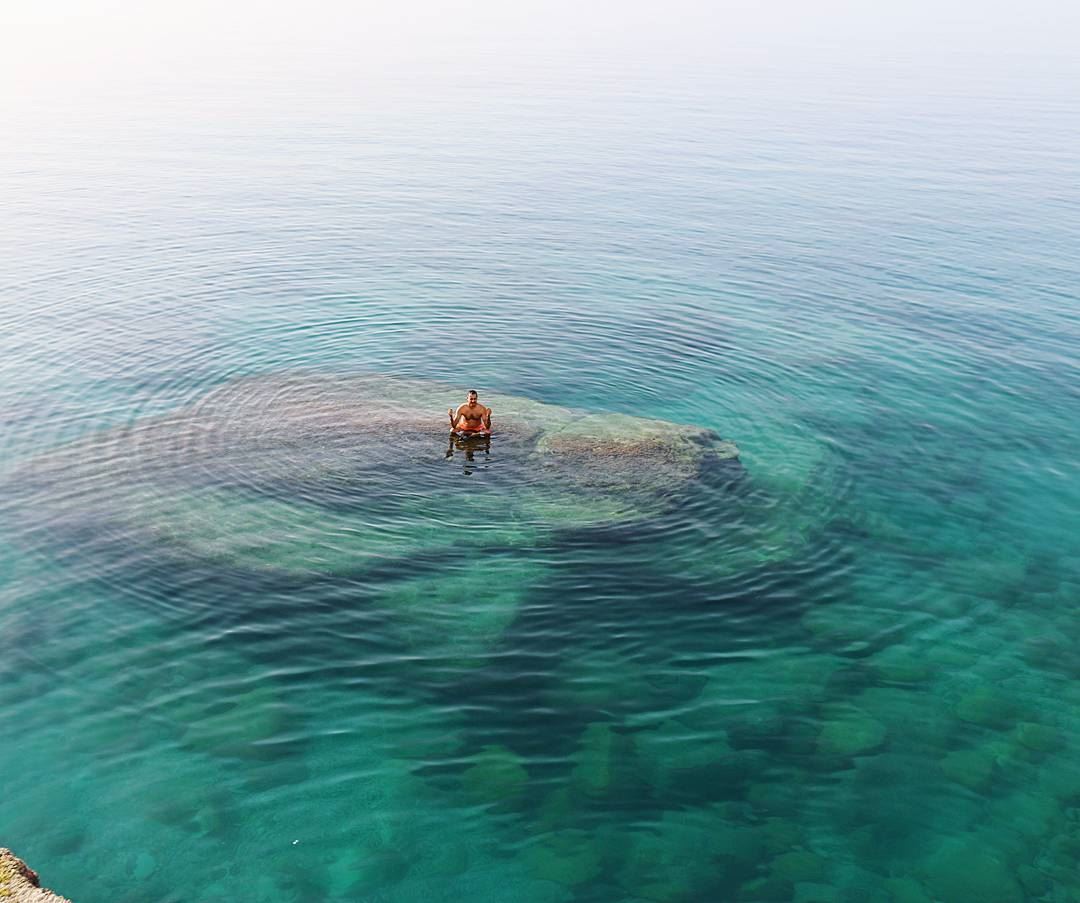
xmin=467 ymin=389 xmax=479 ymax=404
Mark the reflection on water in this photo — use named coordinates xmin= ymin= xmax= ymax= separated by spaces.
xmin=446 ymin=432 xmax=492 ymax=473
xmin=2 ymin=55 xmax=1080 ymax=903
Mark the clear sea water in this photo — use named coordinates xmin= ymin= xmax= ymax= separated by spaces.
xmin=3 ymin=49 xmax=1080 ymax=903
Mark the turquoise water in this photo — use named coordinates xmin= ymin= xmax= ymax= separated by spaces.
xmin=3 ymin=54 xmax=1080 ymax=902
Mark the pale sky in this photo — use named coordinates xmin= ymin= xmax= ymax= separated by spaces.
xmin=4 ymin=0 xmax=1079 ymax=99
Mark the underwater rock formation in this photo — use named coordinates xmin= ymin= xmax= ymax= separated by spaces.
xmin=920 ymin=839 xmax=1024 ymax=903
xmin=0 ymin=849 xmax=71 ymax=903
xmin=816 ymin=703 xmax=887 ymax=758
xmin=11 ymin=373 xmax=739 ymax=578
xmin=8 ymin=373 xmax=741 ymax=664
xmin=613 ymin=806 xmax=749 ymax=901
xmin=522 ymin=831 xmax=602 ymax=887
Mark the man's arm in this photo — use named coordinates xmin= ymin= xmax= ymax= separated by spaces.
xmin=483 ymin=406 xmax=492 ymax=430
xmin=449 ymin=404 xmax=465 ymax=428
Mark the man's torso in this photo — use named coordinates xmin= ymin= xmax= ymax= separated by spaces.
xmin=456 ymin=403 xmax=488 ymax=424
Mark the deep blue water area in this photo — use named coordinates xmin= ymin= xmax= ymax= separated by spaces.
xmin=3 ymin=54 xmax=1080 ymax=902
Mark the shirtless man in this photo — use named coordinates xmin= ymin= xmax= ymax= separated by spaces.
xmin=449 ymin=389 xmax=492 ymax=435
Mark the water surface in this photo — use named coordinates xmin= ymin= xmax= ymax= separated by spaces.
xmin=3 ymin=53 xmax=1080 ymax=903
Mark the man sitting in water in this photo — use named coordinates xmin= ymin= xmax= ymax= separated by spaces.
xmin=449 ymin=389 xmax=492 ymax=435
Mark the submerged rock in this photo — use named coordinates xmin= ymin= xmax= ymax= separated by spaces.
xmin=855 ymin=687 xmax=953 ymax=754
xmin=569 ymin=722 xmax=622 ymax=799
xmin=737 ymin=875 xmax=794 ymax=902
xmin=178 ymin=683 xmax=299 ymax=760
xmin=940 ymin=746 xmax=997 ymax=791
xmin=12 ymin=373 xmax=738 ymax=576
xmin=635 ymin=718 xmax=754 ymax=802
xmin=459 ymin=744 xmax=530 ymax=811
xmin=569 ymin=722 xmax=650 ymax=802
xmin=816 ymin=704 xmax=887 ymax=758
xmin=881 ymin=876 xmax=934 ymax=903
xmin=954 ymin=688 xmax=1021 ymax=731
xmin=768 ymin=849 xmax=827 ymax=883
xmin=919 ymin=839 xmax=1023 ymax=903
xmin=523 ymin=831 xmax=603 ymax=887
xmin=867 ymin=647 xmax=933 ymax=685
xmin=376 ymin=557 xmax=537 ymax=666
xmin=543 ymin=648 xmax=709 ymax=720
xmin=613 ymin=807 xmax=745 ymax=902
xmin=1013 ymin=720 xmax=1063 ymax=753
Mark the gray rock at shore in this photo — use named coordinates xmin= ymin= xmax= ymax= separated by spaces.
xmin=0 ymin=849 xmax=72 ymax=903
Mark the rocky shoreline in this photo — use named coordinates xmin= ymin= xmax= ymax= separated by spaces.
xmin=0 ymin=850 xmax=71 ymax=902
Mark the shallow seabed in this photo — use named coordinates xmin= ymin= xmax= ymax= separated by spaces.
xmin=3 ymin=53 xmax=1080 ymax=903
